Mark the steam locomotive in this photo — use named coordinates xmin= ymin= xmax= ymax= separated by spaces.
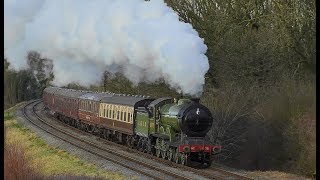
xmin=43 ymin=86 xmax=221 ymax=166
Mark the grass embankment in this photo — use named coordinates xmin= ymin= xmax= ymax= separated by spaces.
xmin=246 ymin=171 xmax=314 ymax=180
xmin=4 ymin=103 xmax=126 ymax=180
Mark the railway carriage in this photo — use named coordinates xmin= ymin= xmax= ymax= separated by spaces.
xmin=98 ymin=96 xmax=154 ymax=144
xmin=78 ymin=92 xmax=107 ymax=131
xmin=43 ymin=86 xmax=58 ymax=110
xmin=57 ymin=89 xmax=87 ymax=120
xmin=43 ymin=86 xmax=221 ymax=167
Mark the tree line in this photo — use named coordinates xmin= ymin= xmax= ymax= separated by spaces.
xmin=163 ymin=0 xmax=315 ymax=177
xmin=4 ymin=51 xmax=54 ymax=109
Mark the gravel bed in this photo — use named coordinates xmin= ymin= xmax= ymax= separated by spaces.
xmin=35 ymin=102 xmax=211 ymax=180
xmin=16 ymin=101 xmax=213 ymax=180
xmin=19 ymin=100 xmax=311 ymax=180
xmin=32 ymin=102 xmax=211 ymax=180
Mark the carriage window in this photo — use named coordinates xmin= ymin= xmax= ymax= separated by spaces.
xmin=105 ymin=105 xmax=108 ymax=117
xmin=120 ymin=111 xmax=123 ymax=121
xmin=100 ymin=104 xmax=102 ymax=116
xmin=128 ymin=113 xmax=131 ymax=122
xmin=114 ymin=106 xmax=117 ymax=119
xmin=132 ymin=111 xmax=134 ymax=122
xmin=108 ymin=105 xmax=110 ymax=118
xmin=100 ymin=104 xmax=103 ymax=116
xmin=104 ymin=105 xmax=109 ymax=118
xmin=123 ymin=113 xmax=127 ymax=122
xmin=106 ymin=105 xmax=111 ymax=118
xmin=105 ymin=105 xmax=108 ymax=118
xmin=106 ymin=105 xmax=108 ymax=118
xmin=130 ymin=111 xmax=133 ymax=123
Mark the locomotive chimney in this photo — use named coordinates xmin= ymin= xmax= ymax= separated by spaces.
xmin=191 ymin=98 xmax=200 ymax=103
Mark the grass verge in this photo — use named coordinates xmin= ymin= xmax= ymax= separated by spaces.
xmin=4 ymin=103 xmax=127 ymax=180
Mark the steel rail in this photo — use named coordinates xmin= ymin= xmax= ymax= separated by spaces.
xmin=30 ymin=100 xmax=253 ymax=180
xmin=23 ymin=100 xmax=189 ymax=180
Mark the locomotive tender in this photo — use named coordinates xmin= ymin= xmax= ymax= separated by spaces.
xmin=43 ymin=86 xmax=221 ymax=166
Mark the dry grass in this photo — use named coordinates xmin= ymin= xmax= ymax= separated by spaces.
xmin=4 ymin=142 xmax=44 ymax=180
xmin=246 ymin=171 xmax=313 ymax=180
xmin=4 ymin=104 xmax=127 ymax=180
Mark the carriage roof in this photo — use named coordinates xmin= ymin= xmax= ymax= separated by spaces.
xmin=43 ymin=86 xmax=58 ymax=94
xmin=44 ymin=87 xmax=154 ymax=106
xmin=49 ymin=87 xmax=88 ymax=98
xmin=100 ymin=96 xmax=154 ymax=106
xmin=78 ymin=92 xmax=113 ymax=101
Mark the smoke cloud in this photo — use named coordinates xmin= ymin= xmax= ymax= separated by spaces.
xmin=4 ymin=0 xmax=209 ymax=96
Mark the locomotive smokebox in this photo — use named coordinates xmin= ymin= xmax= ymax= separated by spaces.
xmin=177 ymin=103 xmax=213 ymax=137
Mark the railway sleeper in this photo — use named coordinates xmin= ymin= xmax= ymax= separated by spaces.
xmin=52 ymin=113 xmax=192 ymax=166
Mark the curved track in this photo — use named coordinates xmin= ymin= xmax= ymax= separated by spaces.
xmin=23 ymin=100 xmax=190 ymax=180
xmin=23 ymin=100 xmax=252 ymax=180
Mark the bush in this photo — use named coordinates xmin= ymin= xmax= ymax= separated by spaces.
xmin=201 ymin=77 xmax=315 ymax=177
xmin=259 ymin=78 xmax=316 ymax=176
xmin=202 ymin=84 xmax=258 ymax=166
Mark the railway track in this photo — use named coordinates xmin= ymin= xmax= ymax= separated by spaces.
xmin=23 ymin=100 xmax=252 ymax=180
xmin=23 ymin=100 xmax=193 ymax=180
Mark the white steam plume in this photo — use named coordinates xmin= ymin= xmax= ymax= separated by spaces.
xmin=4 ymin=0 xmax=209 ymax=96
